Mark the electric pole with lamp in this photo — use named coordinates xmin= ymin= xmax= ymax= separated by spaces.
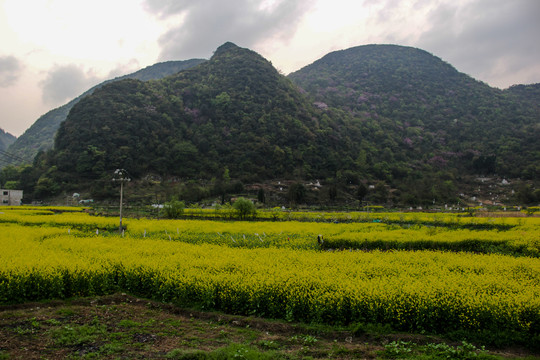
xmin=112 ymin=169 xmax=130 ymax=233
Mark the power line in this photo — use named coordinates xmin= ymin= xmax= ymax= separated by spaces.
xmin=0 ymin=149 xmax=25 ymax=163
xmin=0 ymin=161 xmax=14 ymax=168
xmin=0 ymin=156 xmax=17 ymax=167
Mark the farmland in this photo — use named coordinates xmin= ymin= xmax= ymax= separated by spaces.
xmin=0 ymin=207 xmax=539 ymax=358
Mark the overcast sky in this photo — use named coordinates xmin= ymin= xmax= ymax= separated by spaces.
xmin=1 ymin=0 xmax=539 ymax=137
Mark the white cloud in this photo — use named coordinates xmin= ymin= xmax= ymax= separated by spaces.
xmin=1 ymin=0 xmax=539 ymax=137
xmin=0 ymin=55 xmax=23 ymax=87
xmin=2 ymin=0 xmax=161 ymax=70
xmin=40 ymin=64 xmax=103 ymax=105
xmin=144 ymin=0 xmax=314 ymax=60
xmin=107 ymin=59 xmax=142 ymax=79
xmin=415 ymin=0 xmax=540 ymax=87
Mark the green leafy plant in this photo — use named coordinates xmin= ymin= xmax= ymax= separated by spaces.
xmin=383 ymin=340 xmax=413 ymax=358
xmin=381 ymin=340 xmax=497 ymax=359
xmin=162 ymin=198 xmax=185 ymax=219
xmin=233 ymin=197 xmax=256 ymax=220
xmin=290 ymin=334 xmax=318 ymax=346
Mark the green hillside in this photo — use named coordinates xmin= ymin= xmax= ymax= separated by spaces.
xmin=51 ymin=42 xmax=353 ymax=183
xmin=3 ymin=43 xmax=538 ymax=205
xmin=288 ymin=44 xmax=539 ymax=180
xmin=0 ymin=128 xmax=16 ymax=152
xmin=7 ymin=59 xmax=205 ymax=163
xmin=0 ymin=128 xmax=16 ymax=170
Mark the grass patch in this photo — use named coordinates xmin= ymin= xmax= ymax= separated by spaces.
xmin=351 ymin=322 xmax=395 ymax=336
xmin=56 ymin=307 xmax=77 ymax=317
xmin=118 ymin=319 xmax=141 ymax=328
xmin=166 ymin=343 xmax=289 ymax=359
xmin=380 ymin=340 xmax=501 ymax=359
xmin=50 ymin=319 xmax=107 ymax=347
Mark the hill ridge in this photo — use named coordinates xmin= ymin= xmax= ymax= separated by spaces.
xmin=0 ymin=128 xmax=16 ymax=153
xmin=2 ymin=42 xmax=538 ymax=205
xmin=6 ymin=58 xmax=206 ymax=164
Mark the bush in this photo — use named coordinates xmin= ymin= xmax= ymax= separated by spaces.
xmin=523 ymin=206 xmax=539 ymax=216
xmin=233 ymin=197 xmax=256 ymax=220
xmin=161 ymin=199 xmax=185 ymax=219
xmin=288 ymin=183 xmax=306 ymax=205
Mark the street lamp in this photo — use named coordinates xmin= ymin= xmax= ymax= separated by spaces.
xmin=112 ymin=169 xmax=131 ymax=233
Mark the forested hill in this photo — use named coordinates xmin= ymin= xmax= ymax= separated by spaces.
xmin=7 ymin=59 xmax=206 ymax=164
xmin=504 ymin=83 xmax=540 ymax=112
xmin=50 ymin=42 xmax=354 ymax=184
xmin=11 ymin=42 xmax=539 ymax=204
xmin=0 ymin=128 xmax=16 ymax=152
xmin=288 ymin=44 xmax=539 ymax=179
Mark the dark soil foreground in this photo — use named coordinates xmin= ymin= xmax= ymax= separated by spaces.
xmin=0 ymin=294 xmax=537 ymax=359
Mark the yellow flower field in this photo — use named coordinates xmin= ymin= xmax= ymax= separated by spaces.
xmin=0 ymin=208 xmax=538 ymax=340
xmin=1 ymin=208 xmax=538 ymax=255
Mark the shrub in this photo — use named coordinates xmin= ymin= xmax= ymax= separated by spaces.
xmin=233 ymin=197 xmax=256 ymax=220
xmin=161 ymin=199 xmax=185 ymax=219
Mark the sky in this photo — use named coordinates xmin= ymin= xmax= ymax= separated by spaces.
xmin=1 ymin=0 xmax=539 ymax=137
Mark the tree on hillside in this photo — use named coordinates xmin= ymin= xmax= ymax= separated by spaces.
xmin=328 ymin=184 xmax=338 ymax=202
xmin=288 ymin=183 xmax=306 ymax=205
xmin=0 ymin=165 xmax=19 ymax=188
xmin=357 ymin=183 xmax=368 ymax=202
xmin=372 ymin=181 xmax=389 ymax=204
xmin=257 ymin=188 xmax=266 ymax=204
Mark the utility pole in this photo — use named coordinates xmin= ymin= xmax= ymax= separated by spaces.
xmin=112 ymin=169 xmax=130 ymax=233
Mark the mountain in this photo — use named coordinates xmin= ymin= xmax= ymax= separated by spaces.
xmin=504 ymin=83 xmax=540 ymax=104
xmin=7 ymin=43 xmax=539 ymax=205
xmin=7 ymin=59 xmax=206 ymax=164
xmin=50 ymin=42 xmax=351 ymax=186
xmin=288 ymin=44 xmax=539 ymax=180
xmin=0 ymin=128 xmax=16 ymax=152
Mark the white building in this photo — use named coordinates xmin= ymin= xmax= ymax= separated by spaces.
xmin=1 ymin=189 xmax=23 ymax=206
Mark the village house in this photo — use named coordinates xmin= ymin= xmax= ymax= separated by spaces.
xmin=0 ymin=189 xmax=23 ymax=206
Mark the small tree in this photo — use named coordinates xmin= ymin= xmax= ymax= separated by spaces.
xmin=35 ymin=175 xmax=60 ymax=197
xmin=328 ymin=185 xmax=338 ymax=202
xmin=257 ymin=188 xmax=266 ymax=204
xmin=357 ymin=183 xmax=368 ymax=201
xmin=3 ymin=180 xmax=19 ymax=190
xmin=161 ymin=198 xmax=185 ymax=219
xmin=372 ymin=181 xmax=389 ymax=204
xmin=233 ymin=197 xmax=256 ymax=220
xmin=288 ymin=183 xmax=306 ymax=205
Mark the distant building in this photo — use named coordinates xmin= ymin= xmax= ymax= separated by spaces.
xmin=0 ymin=189 xmax=23 ymax=206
